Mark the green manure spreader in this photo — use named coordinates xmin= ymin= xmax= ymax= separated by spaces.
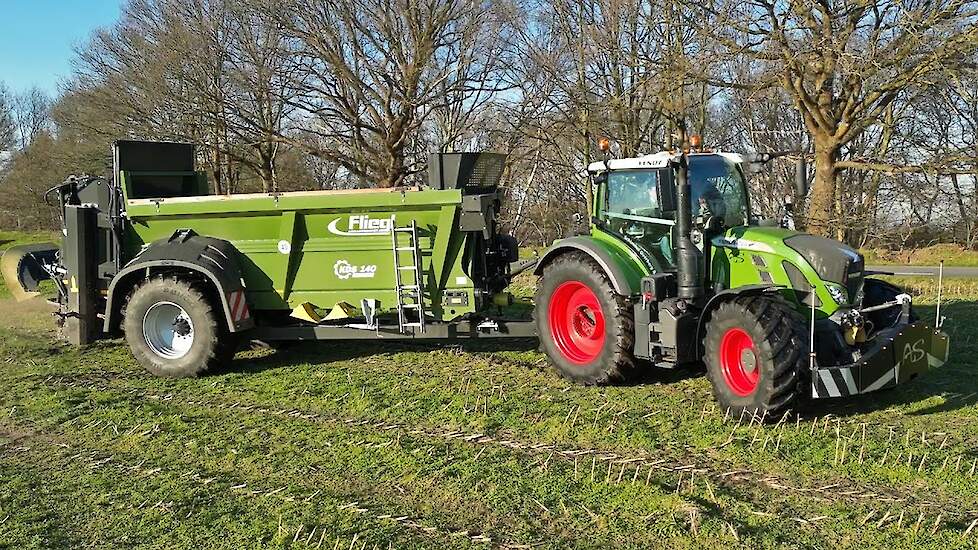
xmin=1 ymin=140 xmax=949 ymax=418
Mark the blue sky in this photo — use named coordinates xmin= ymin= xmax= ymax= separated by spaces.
xmin=0 ymin=0 xmax=122 ymax=96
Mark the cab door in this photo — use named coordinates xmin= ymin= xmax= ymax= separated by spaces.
xmin=598 ymin=169 xmax=675 ymax=270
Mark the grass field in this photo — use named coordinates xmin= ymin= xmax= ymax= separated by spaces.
xmin=862 ymin=244 xmax=978 ymax=267
xmin=2 ymin=238 xmax=978 ymax=548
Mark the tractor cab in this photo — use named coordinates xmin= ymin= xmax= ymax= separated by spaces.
xmin=587 ymin=151 xmax=751 ymax=269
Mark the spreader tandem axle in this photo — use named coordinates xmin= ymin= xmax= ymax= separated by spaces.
xmin=2 ymin=140 xmax=948 ymax=417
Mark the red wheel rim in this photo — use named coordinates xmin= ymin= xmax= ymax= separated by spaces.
xmin=719 ymin=328 xmax=759 ymax=396
xmin=548 ymin=281 xmax=606 ymax=364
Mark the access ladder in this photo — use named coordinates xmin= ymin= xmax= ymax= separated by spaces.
xmin=390 ymin=217 xmax=426 ymax=333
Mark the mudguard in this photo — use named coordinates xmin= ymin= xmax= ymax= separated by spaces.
xmin=534 ymin=236 xmax=647 ymax=295
xmin=695 ymin=284 xmax=780 ymax=356
xmin=0 ymin=243 xmax=60 ymax=302
xmin=103 ymin=230 xmax=254 ymax=333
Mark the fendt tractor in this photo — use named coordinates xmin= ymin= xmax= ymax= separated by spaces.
xmin=1 ymin=140 xmax=949 ymax=417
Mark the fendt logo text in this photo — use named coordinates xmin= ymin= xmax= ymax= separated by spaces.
xmin=334 ymin=259 xmax=378 ymax=280
xmin=327 ymin=215 xmax=392 ymax=236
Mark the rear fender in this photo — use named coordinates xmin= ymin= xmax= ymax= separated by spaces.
xmin=534 ymin=236 xmax=648 ymax=296
xmin=103 ymin=231 xmax=253 ymax=333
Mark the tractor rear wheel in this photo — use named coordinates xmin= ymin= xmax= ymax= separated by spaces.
xmin=703 ymin=295 xmax=806 ymax=419
xmin=535 ymin=252 xmax=635 ymax=385
xmin=123 ymin=276 xmax=237 ymax=378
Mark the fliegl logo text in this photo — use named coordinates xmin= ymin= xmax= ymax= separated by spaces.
xmin=327 ymin=215 xmax=392 ymax=236
xmin=334 ymin=259 xmax=378 ymax=280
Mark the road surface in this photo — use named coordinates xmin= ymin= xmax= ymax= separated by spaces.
xmin=866 ymin=265 xmax=978 ymax=277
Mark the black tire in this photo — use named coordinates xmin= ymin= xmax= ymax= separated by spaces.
xmin=123 ymin=276 xmax=237 ymax=378
xmin=703 ymin=295 xmax=806 ymax=419
xmin=534 ymin=252 xmax=635 ymax=385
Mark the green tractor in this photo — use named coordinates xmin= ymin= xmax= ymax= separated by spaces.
xmin=533 ymin=145 xmax=948 ymax=416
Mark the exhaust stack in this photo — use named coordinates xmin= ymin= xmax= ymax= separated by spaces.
xmin=674 ymin=156 xmax=703 ymax=300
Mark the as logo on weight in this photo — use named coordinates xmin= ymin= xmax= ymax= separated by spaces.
xmin=902 ymin=338 xmax=926 ymax=364
xmin=334 ymin=259 xmax=377 ymax=280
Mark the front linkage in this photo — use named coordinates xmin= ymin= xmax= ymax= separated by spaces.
xmin=809 ymin=294 xmax=949 ymax=399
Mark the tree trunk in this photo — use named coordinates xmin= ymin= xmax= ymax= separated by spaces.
xmin=949 ymin=173 xmax=971 ymax=247
xmin=807 ymin=140 xmax=838 ymax=237
xmin=211 ymin=145 xmax=224 ymax=195
xmin=379 ymin=147 xmax=406 ymax=188
xmin=257 ymin=151 xmax=276 ymax=193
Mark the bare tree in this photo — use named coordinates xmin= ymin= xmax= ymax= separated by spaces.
xmin=73 ymin=0 xmax=297 ymax=193
xmin=12 ymin=87 xmax=51 ymax=150
xmin=713 ymin=0 xmax=978 ymax=236
xmin=273 ymin=0 xmax=496 ymax=188
xmin=0 ymin=83 xmax=15 ymax=152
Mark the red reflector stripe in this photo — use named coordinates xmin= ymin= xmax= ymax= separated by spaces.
xmin=228 ymin=290 xmax=249 ymax=322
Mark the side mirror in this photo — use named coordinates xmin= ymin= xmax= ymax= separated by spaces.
xmin=794 ymin=157 xmax=808 ymax=197
xmin=743 ymin=153 xmax=772 ymax=175
xmin=781 ymin=194 xmax=796 ymax=230
xmin=657 ymin=168 xmax=677 ymax=213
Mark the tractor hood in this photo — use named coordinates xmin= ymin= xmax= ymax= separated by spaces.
xmin=783 ymin=234 xmax=864 ymax=287
xmin=715 ymin=226 xmax=863 ymax=286
xmin=712 ymin=226 xmax=866 ymax=310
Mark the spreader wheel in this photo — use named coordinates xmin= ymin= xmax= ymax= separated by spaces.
xmin=535 ymin=252 xmax=635 ymax=385
xmin=703 ymin=295 xmax=806 ymax=419
xmin=123 ymin=276 xmax=237 ymax=378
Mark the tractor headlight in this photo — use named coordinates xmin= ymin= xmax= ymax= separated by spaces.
xmin=826 ymin=283 xmax=849 ymax=305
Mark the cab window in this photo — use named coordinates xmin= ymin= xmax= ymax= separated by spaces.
xmin=600 ymin=169 xmax=674 ymax=269
xmin=689 ymin=156 xmax=749 ymax=228
xmin=605 ymin=170 xmax=660 ymax=219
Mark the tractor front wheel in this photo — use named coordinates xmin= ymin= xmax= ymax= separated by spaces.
xmin=535 ymin=252 xmax=635 ymax=385
xmin=703 ymin=295 xmax=806 ymax=419
xmin=123 ymin=276 xmax=237 ymax=378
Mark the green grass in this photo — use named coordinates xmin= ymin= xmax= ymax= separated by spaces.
xmin=2 ymin=231 xmax=978 ymax=548
xmin=862 ymin=244 xmax=978 ymax=267
xmin=0 ymin=229 xmax=58 ymax=253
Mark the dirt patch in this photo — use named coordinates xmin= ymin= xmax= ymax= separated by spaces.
xmin=0 ymin=419 xmax=68 ymax=453
xmin=0 ymin=297 xmax=57 ymax=335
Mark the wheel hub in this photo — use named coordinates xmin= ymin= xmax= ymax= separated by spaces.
xmin=719 ymin=327 xmax=759 ymax=396
xmin=740 ymin=348 xmax=757 ymax=373
xmin=173 ymin=317 xmax=192 ymax=337
xmin=572 ymin=306 xmax=597 ymax=338
xmin=548 ymin=281 xmax=606 ymax=365
xmin=142 ymin=301 xmax=195 ymax=360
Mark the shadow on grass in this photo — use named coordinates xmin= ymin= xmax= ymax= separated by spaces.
xmin=815 ymin=301 xmax=978 ymax=418
xmin=218 ymin=333 xmax=708 ymax=389
xmin=218 ymin=337 xmax=542 ymax=377
xmin=203 ymin=301 xmax=976 ymax=418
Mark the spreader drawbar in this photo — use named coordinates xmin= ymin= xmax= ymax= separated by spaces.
xmin=811 ymin=322 xmax=950 ymax=398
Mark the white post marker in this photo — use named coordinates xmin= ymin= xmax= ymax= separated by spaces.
xmin=936 ymin=260 xmax=945 ymax=330
xmin=809 ymin=285 xmax=817 ymax=373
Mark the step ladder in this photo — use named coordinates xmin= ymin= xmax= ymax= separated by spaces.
xmin=390 ymin=217 xmax=426 ymax=333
